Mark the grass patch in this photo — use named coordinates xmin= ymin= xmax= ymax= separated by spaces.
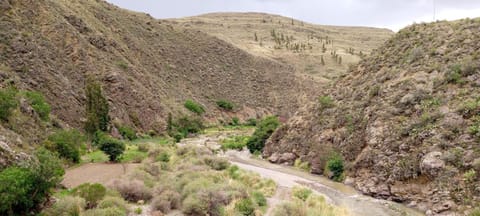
xmin=82 ymin=151 xmax=109 ymax=164
xmin=220 ymin=135 xmax=249 ymax=151
xmin=120 ymin=145 xmax=148 ymax=163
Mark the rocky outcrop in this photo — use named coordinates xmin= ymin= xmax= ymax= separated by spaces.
xmin=264 ymin=18 xmax=480 ymax=214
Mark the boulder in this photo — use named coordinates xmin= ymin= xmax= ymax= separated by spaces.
xmin=268 ymin=153 xmax=280 ymax=163
xmin=278 ymin=152 xmax=296 ymax=164
xmin=420 ymin=152 xmax=445 ymax=178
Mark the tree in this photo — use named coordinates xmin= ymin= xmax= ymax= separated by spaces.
xmin=246 ymin=116 xmax=280 ymax=153
xmin=85 ymin=77 xmax=110 ymax=135
xmin=99 ymin=137 xmax=125 ymax=162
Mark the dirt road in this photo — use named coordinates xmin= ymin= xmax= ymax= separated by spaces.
xmin=62 ymin=163 xmax=139 ymax=188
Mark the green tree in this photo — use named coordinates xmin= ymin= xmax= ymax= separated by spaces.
xmin=85 ymin=77 xmax=110 ymax=135
xmin=246 ymin=116 xmax=280 ymax=153
xmin=99 ymin=137 xmax=125 ymax=162
xmin=0 ymin=148 xmax=64 ymax=215
xmin=184 ymin=100 xmax=205 ymax=115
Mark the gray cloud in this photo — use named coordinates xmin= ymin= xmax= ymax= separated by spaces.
xmin=105 ymin=0 xmax=480 ymax=31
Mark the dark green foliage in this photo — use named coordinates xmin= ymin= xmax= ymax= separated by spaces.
xmin=184 ymin=99 xmax=205 ymax=115
xmin=0 ymin=149 xmax=64 ymax=215
xmin=216 ymin=99 xmax=234 ymax=111
xmin=45 ymin=129 xmax=85 ymax=163
xmin=292 ymin=187 xmax=312 ymax=201
xmin=85 ymin=78 xmax=110 ymax=135
xmin=245 ymin=118 xmax=257 ymax=126
xmin=99 ymin=137 xmax=125 ymax=162
xmin=251 ymin=191 xmax=267 ymax=207
xmin=118 ymin=125 xmax=137 ymax=140
xmin=72 ymin=183 xmax=106 ymax=209
xmin=230 ymin=117 xmax=240 ymax=126
xmin=0 ymin=87 xmax=18 ymax=122
xmin=168 ymin=116 xmax=204 ymax=142
xmin=235 ymin=198 xmax=255 ymax=216
xmin=246 ymin=116 xmax=280 ymax=153
xmin=326 ymin=152 xmax=344 ymax=182
xmin=0 ymin=167 xmax=36 ymax=215
xmin=24 ymin=91 xmax=51 ymax=121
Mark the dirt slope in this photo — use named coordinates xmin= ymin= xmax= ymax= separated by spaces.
xmin=263 ymin=18 xmax=480 ymax=214
xmin=172 ymin=12 xmax=393 ymax=82
xmin=0 ymin=0 xmax=318 ymax=135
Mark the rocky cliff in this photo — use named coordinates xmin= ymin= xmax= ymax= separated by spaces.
xmin=264 ymin=18 xmax=480 ymax=214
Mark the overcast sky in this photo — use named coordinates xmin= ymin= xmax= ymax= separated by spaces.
xmin=105 ymin=0 xmax=480 ymax=31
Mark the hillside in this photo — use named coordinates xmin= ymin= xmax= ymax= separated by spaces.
xmin=171 ymin=12 xmax=393 ymax=82
xmin=263 ymin=18 xmax=480 ymax=214
xmin=0 ymin=0 xmax=320 ymax=145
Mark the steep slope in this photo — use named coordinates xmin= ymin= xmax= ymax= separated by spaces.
xmin=0 ymin=0 xmax=317 ymax=136
xmin=264 ymin=18 xmax=480 ymax=214
xmin=172 ymin=12 xmax=393 ymax=82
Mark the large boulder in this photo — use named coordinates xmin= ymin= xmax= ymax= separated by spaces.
xmin=420 ymin=152 xmax=445 ymax=178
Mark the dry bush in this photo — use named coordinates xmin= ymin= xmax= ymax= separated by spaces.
xmin=42 ymin=196 xmax=85 ymax=216
xmin=112 ymin=179 xmax=152 ymax=202
xmin=151 ymin=190 xmax=181 ymax=213
xmin=83 ymin=207 xmax=126 ymax=216
xmin=203 ymin=156 xmax=230 ymax=170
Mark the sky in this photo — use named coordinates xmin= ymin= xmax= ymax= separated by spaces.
xmin=105 ymin=0 xmax=480 ymax=31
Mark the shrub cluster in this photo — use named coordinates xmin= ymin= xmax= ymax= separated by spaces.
xmin=24 ymin=91 xmax=51 ymax=121
xmin=0 ymin=148 xmax=64 ymax=215
xmin=118 ymin=125 xmax=137 ymax=140
xmin=72 ymin=183 xmax=107 ymax=208
xmin=98 ymin=136 xmax=126 ymax=162
xmin=184 ymin=99 xmax=205 ymax=115
xmin=246 ymin=116 xmax=280 ymax=153
xmin=0 ymin=87 xmax=18 ymax=122
xmin=45 ymin=129 xmax=85 ymax=163
xmin=325 ymin=152 xmax=345 ymax=182
xmin=168 ymin=115 xmax=204 ymax=142
xmin=216 ymin=99 xmax=234 ymax=111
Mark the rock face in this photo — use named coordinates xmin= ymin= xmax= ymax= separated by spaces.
xmin=264 ymin=19 xmax=480 ymax=214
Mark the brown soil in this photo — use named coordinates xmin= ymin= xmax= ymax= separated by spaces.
xmin=62 ymin=163 xmax=139 ymax=188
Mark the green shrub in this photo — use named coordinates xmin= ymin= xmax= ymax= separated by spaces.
xmin=45 ymin=129 xmax=85 ymax=163
xmin=251 ymin=191 xmax=267 ymax=207
xmin=272 ymin=201 xmax=304 ymax=216
xmin=118 ymin=125 xmax=137 ymax=140
xmin=0 ymin=148 xmax=64 ymax=215
xmin=0 ymin=87 xmax=18 ymax=121
xmin=72 ymin=183 xmax=107 ymax=209
xmin=234 ymin=198 xmax=255 ymax=216
xmin=156 ymin=152 xmax=170 ymax=162
xmin=184 ymin=99 xmax=205 ymax=115
xmin=98 ymin=196 xmax=128 ymax=213
xmin=246 ymin=116 xmax=280 ymax=153
xmin=99 ymin=137 xmax=125 ymax=162
xmin=470 ymin=208 xmax=480 ymax=216
xmin=292 ymin=187 xmax=312 ymax=201
xmin=229 ymin=117 xmax=240 ymax=126
xmin=134 ymin=207 xmax=142 ymax=214
xmin=85 ymin=77 xmax=110 ymax=135
xmin=245 ymin=118 xmax=257 ymax=126
xmin=0 ymin=166 xmax=36 ymax=214
xmin=168 ymin=116 xmax=204 ymax=142
xmin=42 ymin=196 xmax=86 ymax=216
xmin=221 ymin=136 xmax=249 ymax=151
xmin=24 ymin=91 xmax=51 ymax=121
xmin=325 ymin=152 xmax=344 ymax=182
xmin=216 ymin=99 xmax=234 ymax=111
xmin=294 ymin=159 xmax=310 ymax=172
xmin=182 ymin=195 xmax=208 ymax=215
xmin=318 ymin=95 xmax=334 ymax=110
